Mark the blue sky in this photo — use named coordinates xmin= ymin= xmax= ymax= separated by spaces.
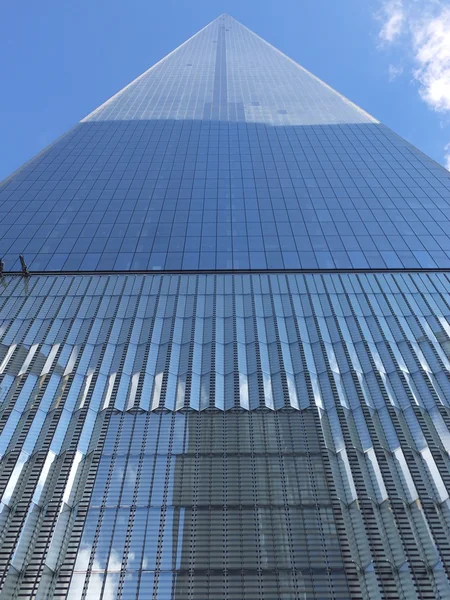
xmin=1 ymin=0 xmax=449 ymax=181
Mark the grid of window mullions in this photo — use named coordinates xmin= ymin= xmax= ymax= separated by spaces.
xmin=1 ymin=17 xmax=450 ymax=273
xmin=2 ymin=272 xmax=450 ymax=598
xmin=64 ymin=410 xmax=348 ymax=600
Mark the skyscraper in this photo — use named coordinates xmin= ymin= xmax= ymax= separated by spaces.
xmin=1 ymin=11 xmax=450 ymax=598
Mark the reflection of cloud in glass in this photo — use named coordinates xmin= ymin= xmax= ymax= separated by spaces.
xmin=68 ymin=549 xmax=121 ymax=599
xmin=67 ymin=572 xmax=87 ymax=600
xmin=125 ymin=461 xmax=138 ymax=489
xmin=104 ymin=573 xmax=120 ymax=600
xmin=107 ymin=549 xmax=122 ymax=572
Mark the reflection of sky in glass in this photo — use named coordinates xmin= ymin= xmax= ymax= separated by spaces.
xmin=68 ymin=411 xmax=350 ymax=598
xmin=1 ymin=15 xmax=450 ymax=272
xmin=3 ymin=271 xmax=450 ymax=597
xmin=85 ymin=15 xmax=373 ymax=126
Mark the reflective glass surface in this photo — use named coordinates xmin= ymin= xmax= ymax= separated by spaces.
xmin=2 ymin=272 xmax=450 ymax=598
xmin=1 ymin=15 xmax=450 ymax=272
xmin=67 ymin=411 xmax=349 ymax=599
xmin=3 ymin=10 xmax=450 ymax=600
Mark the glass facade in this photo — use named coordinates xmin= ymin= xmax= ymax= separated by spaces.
xmin=1 ymin=273 xmax=450 ymax=598
xmin=1 ymin=13 xmax=450 ymax=600
xmin=69 ymin=411 xmax=349 ymax=599
xmin=0 ymin=15 xmax=450 ymax=273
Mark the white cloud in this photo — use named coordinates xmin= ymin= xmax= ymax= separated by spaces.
xmin=377 ymin=0 xmax=405 ymax=43
xmin=444 ymin=143 xmax=450 ymax=170
xmin=411 ymin=7 xmax=450 ymax=112
xmin=69 ymin=549 xmax=121 ymax=599
xmin=388 ymin=63 xmax=404 ymax=80
xmin=376 ymin=0 xmax=450 ymax=165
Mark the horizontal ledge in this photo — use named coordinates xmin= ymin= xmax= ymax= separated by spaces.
xmin=2 ymin=267 xmax=450 ymax=277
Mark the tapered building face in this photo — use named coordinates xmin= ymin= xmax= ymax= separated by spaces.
xmin=2 ymin=14 xmax=450 ymax=600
